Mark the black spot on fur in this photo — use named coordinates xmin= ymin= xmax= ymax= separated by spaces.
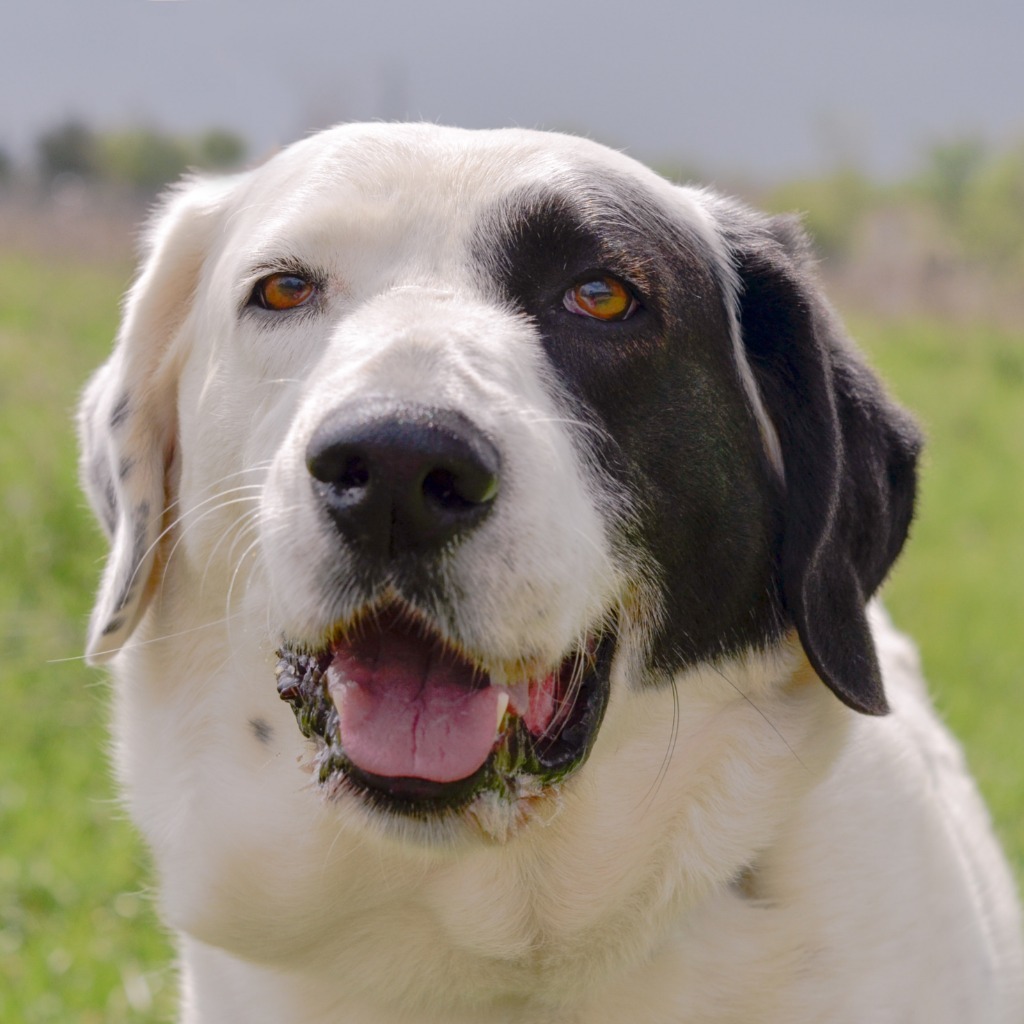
xmin=110 ymin=501 xmax=151 ymax=615
xmin=249 ymin=717 xmax=274 ymax=745
xmin=109 ymin=393 xmax=130 ymax=430
xmin=89 ymin=456 xmax=118 ymax=537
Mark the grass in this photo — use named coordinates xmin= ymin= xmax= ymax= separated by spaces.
xmin=854 ymin=315 xmax=1024 ymax=866
xmin=0 ymin=252 xmax=1021 ymax=1020
xmin=0 ymin=254 xmax=177 ymax=1022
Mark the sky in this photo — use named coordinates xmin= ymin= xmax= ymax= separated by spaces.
xmin=4 ymin=0 xmax=1023 ymax=183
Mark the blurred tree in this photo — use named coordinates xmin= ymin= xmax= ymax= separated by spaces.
xmin=919 ymin=138 xmax=986 ymax=220
xmin=37 ymin=120 xmax=98 ymax=182
xmin=95 ymin=126 xmax=246 ymax=191
xmin=962 ymin=144 xmax=1024 ymax=274
xmin=766 ymin=168 xmax=876 ymax=262
xmin=98 ymin=127 xmax=193 ymax=190
xmin=195 ymin=128 xmax=246 ymax=170
xmin=0 ymin=146 xmax=12 ymax=184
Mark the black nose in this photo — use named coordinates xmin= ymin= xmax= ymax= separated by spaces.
xmin=305 ymin=405 xmax=500 ymax=561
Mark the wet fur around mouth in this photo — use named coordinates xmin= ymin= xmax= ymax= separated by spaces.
xmin=274 ymin=605 xmax=616 ymax=829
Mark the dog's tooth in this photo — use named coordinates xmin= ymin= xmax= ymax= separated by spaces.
xmin=495 ymin=690 xmax=510 ymax=730
xmin=507 ymin=680 xmax=530 ymax=716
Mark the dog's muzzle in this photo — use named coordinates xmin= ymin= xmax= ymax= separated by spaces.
xmin=275 ymin=402 xmax=615 ymax=825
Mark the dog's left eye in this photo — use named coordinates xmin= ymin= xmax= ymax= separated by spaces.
xmin=251 ymin=273 xmax=316 ymax=311
xmin=563 ymin=277 xmax=638 ymax=322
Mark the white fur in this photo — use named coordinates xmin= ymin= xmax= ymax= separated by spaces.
xmin=79 ymin=124 xmax=1023 ymax=1023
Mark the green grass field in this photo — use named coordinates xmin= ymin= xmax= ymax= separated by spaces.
xmin=1 ymin=253 xmax=1021 ymax=1021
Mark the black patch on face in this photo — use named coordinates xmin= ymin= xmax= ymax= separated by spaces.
xmin=249 ymin=717 xmax=274 ymax=745
xmin=477 ymin=172 xmax=785 ymax=678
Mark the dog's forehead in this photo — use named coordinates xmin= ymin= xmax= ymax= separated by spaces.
xmin=260 ymin=123 xmax=656 ymax=201
xmin=227 ymin=124 xmax=722 ymax=269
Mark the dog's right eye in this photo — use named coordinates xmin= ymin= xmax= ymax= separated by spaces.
xmin=250 ymin=273 xmax=316 ymax=311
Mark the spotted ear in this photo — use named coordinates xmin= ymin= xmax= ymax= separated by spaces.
xmin=78 ymin=176 xmax=236 ymax=663
xmin=728 ymin=213 xmax=922 ymax=715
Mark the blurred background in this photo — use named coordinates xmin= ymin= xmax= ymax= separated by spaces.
xmin=2 ymin=1 xmax=1022 ymax=1019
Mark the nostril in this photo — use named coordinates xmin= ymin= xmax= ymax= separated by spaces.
xmin=338 ymin=455 xmax=370 ymax=491
xmin=423 ymin=467 xmax=461 ymax=508
xmin=422 ymin=464 xmax=499 ymax=511
xmin=307 ymin=449 xmax=370 ymax=489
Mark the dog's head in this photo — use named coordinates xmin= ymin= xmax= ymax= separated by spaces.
xmin=80 ymin=124 xmax=920 ymax=841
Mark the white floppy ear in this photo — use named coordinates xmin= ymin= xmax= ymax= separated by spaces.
xmin=78 ymin=175 xmax=238 ymax=663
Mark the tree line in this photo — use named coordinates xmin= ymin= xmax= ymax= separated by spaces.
xmin=761 ymin=138 xmax=1024 ymax=280
xmin=1 ymin=121 xmax=1021 ymax=279
xmin=0 ymin=119 xmax=246 ymax=192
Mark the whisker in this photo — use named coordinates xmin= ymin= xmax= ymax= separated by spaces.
xmin=519 ymin=411 xmax=608 ymax=436
xmin=197 ymin=504 xmax=263 ymax=596
xmin=709 ymin=661 xmax=807 ymax=772
xmin=639 ymin=674 xmax=680 ymax=810
xmin=50 ymin=610 xmax=252 ymax=664
xmin=160 ymin=494 xmax=263 ymax=594
xmin=158 ymin=463 xmax=271 ymax=521
xmin=225 ymin=533 xmax=265 ymax=615
xmin=113 ymin=481 xmax=268 ymax=606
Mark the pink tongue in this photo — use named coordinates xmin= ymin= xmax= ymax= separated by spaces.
xmin=325 ymin=620 xmax=503 ymax=784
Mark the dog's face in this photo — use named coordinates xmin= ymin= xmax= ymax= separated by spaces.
xmin=79 ymin=125 xmax=920 ymax=972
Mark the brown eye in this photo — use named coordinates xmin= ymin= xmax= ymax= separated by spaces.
xmin=253 ymin=273 xmax=316 ymax=311
xmin=563 ymin=277 xmax=637 ymax=321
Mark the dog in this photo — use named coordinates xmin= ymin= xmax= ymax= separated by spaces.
xmin=78 ymin=123 xmax=1023 ymax=1023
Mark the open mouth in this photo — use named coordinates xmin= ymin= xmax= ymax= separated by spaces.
xmin=275 ymin=603 xmax=614 ymax=820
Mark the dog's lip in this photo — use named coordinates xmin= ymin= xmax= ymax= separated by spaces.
xmin=275 ymin=604 xmax=614 ymax=813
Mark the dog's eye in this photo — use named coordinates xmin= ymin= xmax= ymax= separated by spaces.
xmin=252 ymin=273 xmax=316 ymax=311
xmin=563 ymin=277 xmax=638 ymax=322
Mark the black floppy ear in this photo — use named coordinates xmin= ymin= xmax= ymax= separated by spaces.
xmin=729 ymin=214 xmax=922 ymax=715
